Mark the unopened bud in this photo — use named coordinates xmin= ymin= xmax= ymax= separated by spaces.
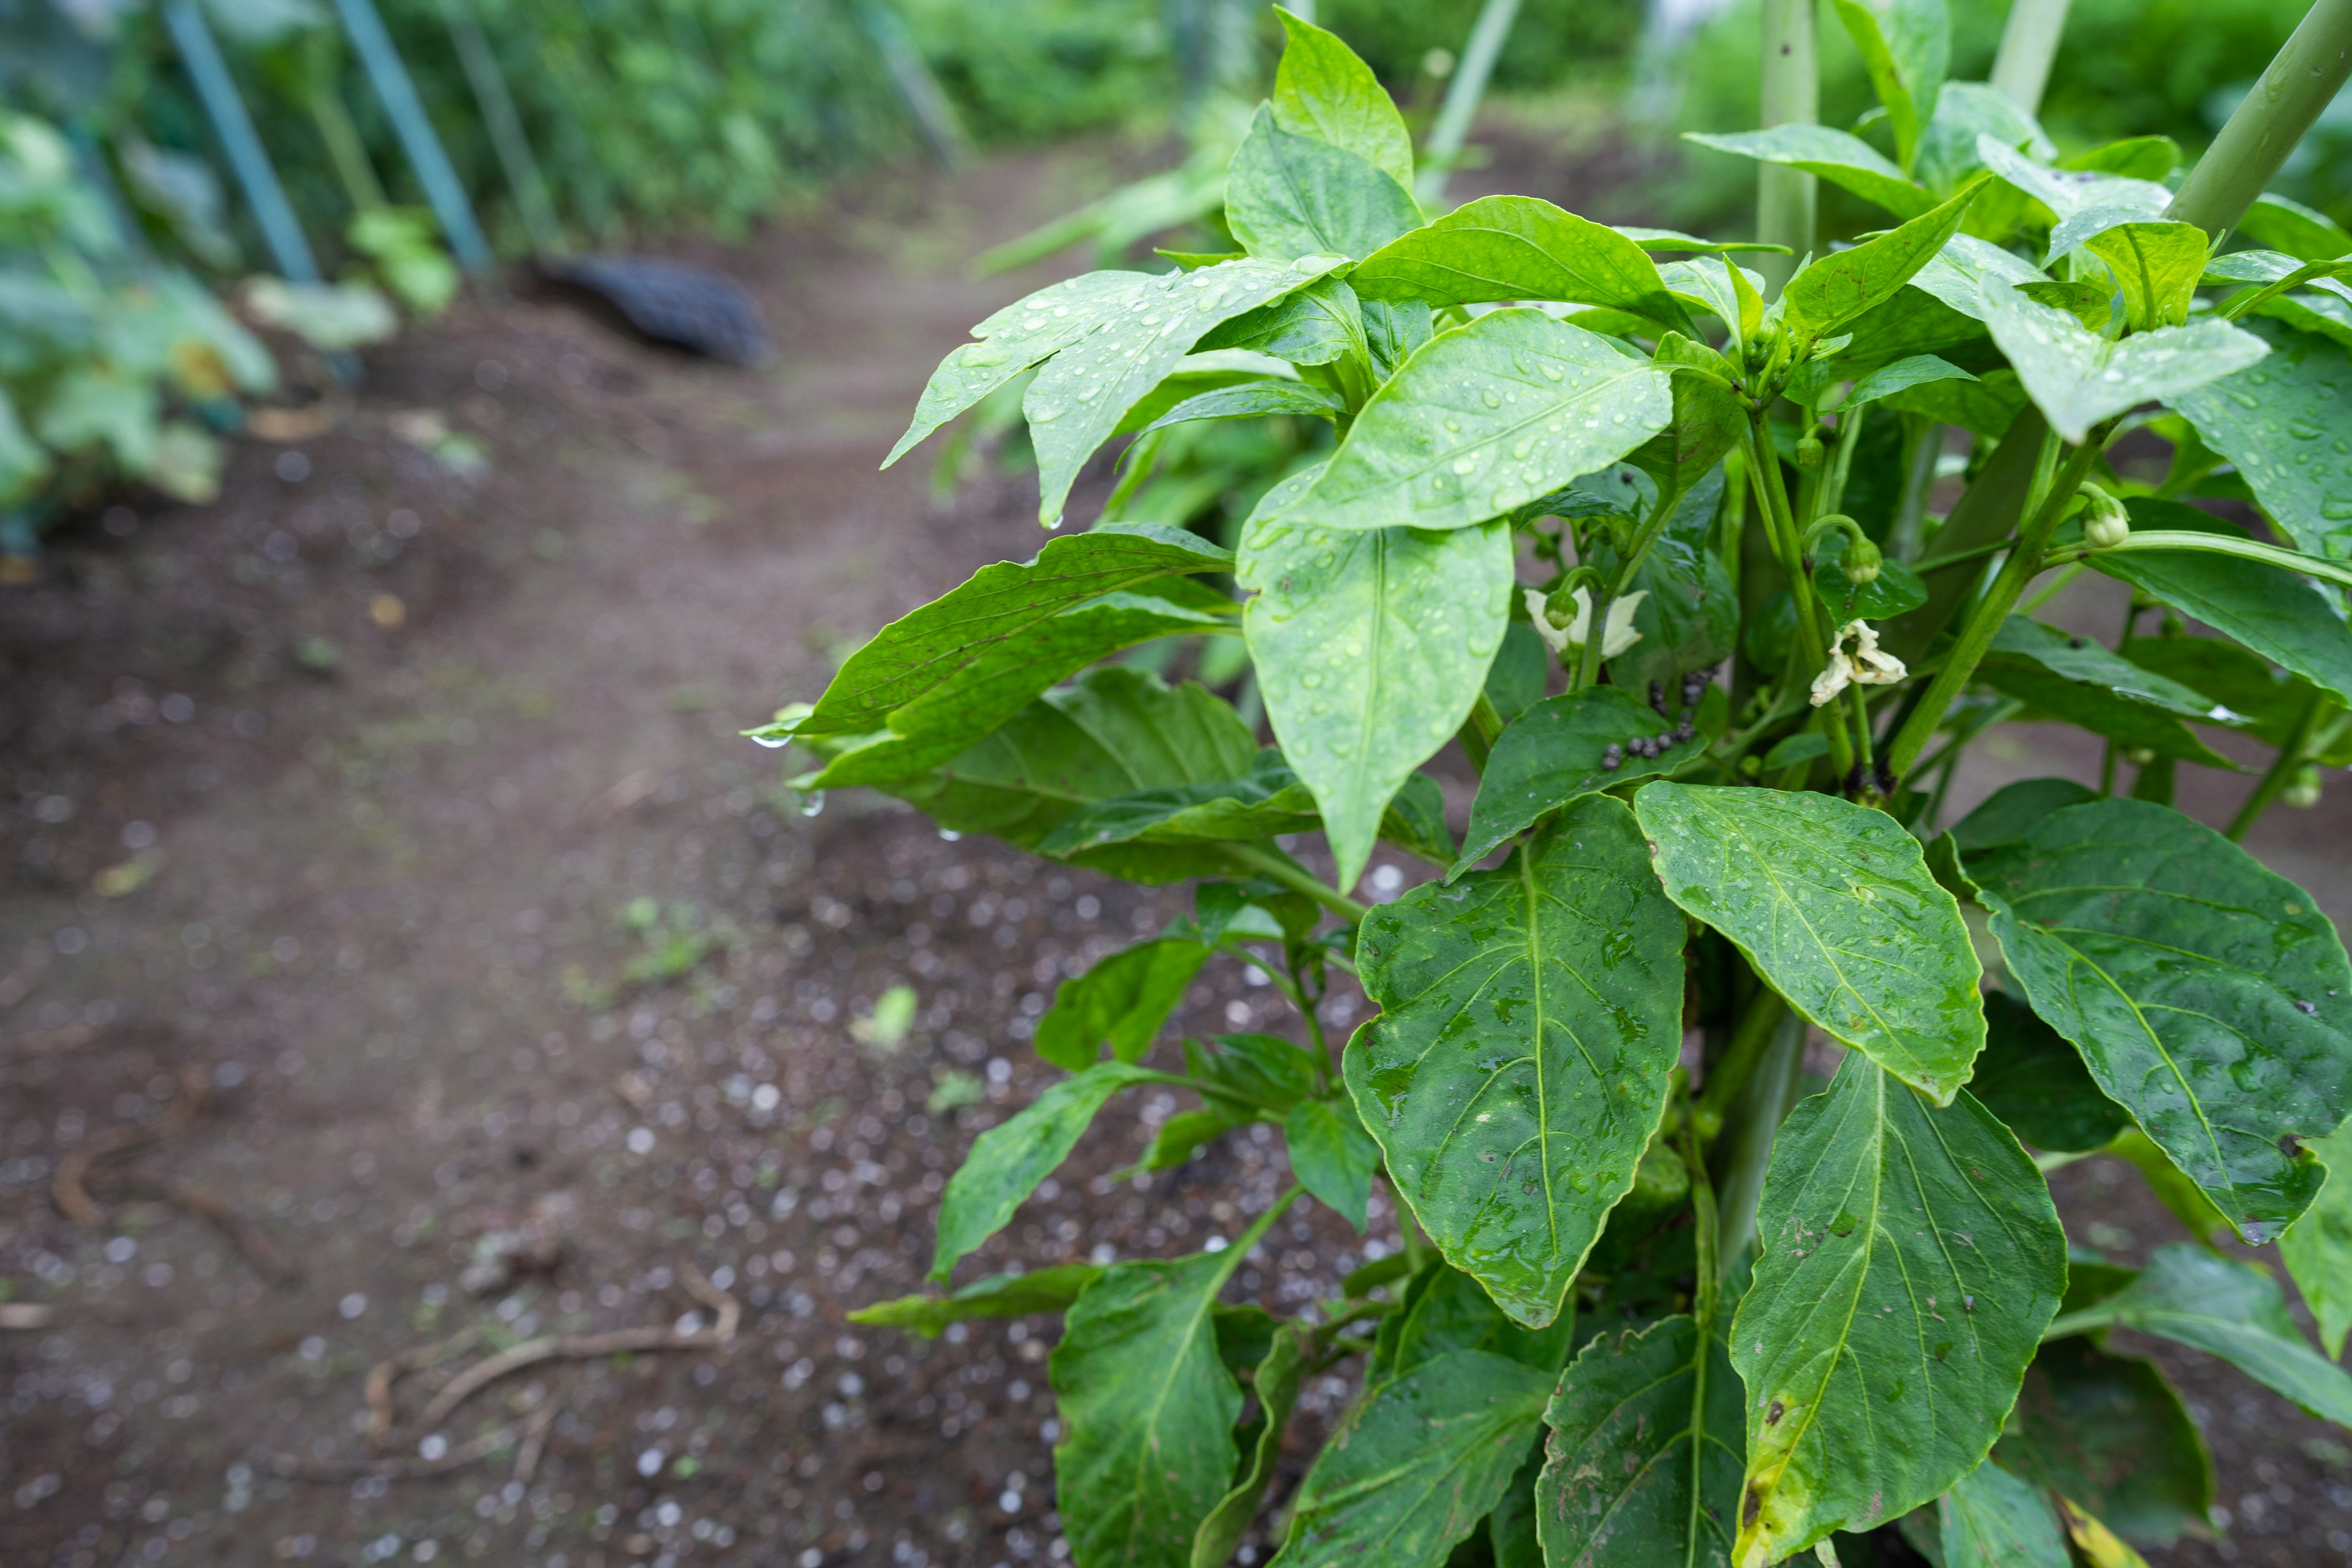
xmin=1795 ymin=432 xmax=1825 ymax=469
xmin=2081 ymin=486 xmax=2130 ymax=550
xmin=1842 ymin=535 xmax=1883 ymax=584
xmin=2286 ymin=764 xmax=2324 ymax=809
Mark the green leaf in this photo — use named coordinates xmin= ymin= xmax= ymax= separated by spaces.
xmin=2124 ymin=634 xmax=2352 ymax=761
xmin=2174 ymin=318 xmax=2352 ymax=560
xmin=1348 ymin=195 xmax=1691 ymax=331
xmin=1278 ymin=309 xmax=1672 ymax=533
xmin=1977 ymin=617 xmax=2240 ymax=768
xmin=1534 ymin=1314 xmax=1744 ymax=1568
xmin=1970 ymin=990 xmax=2129 ymax=1154
xmin=1908 ymin=232 xmax=2049 ymax=323
xmin=1659 ymin=257 xmax=1765 ymax=340
xmin=0 ymin=385 xmax=51 ymax=505
xmin=1963 ymin=796 xmax=2352 ymax=1243
xmin=2080 ymin=221 xmax=2209 ymax=332
xmin=1239 ymin=464 xmax=1513 ymax=892
xmin=1937 ymin=1460 xmax=2070 ymax=1568
xmin=1190 ymin=1322 xmax=1310 ymax=1568
xmin=1946 ymin=777 xmax=2097 ymax=855
xmin=1730 ymin=1054 xmax=2068 ymax=1564
xmin=1830 ymin=0 xmax=1949 ymax=172
xmin=1685 ymin=126 xmax=1937 ymax=219
xmin=1188 ymin=1033 xmax=1319 ymax=1113
xmin=1483 ymin=622 xmax=1548 ymax=723
xmin=1782 ymin=181 xmax=1983 ymax=339
xmin=2062 ymin=135 xmax=2181 ymax=182
xmin=2043 ymin=1243 xmax=2352 ymax=1427
xmin=1972 ymin=135 xmax=2171 ymax=224
xmin=1452 ymin=687 xmax=1706 ymax=878
xmin=1812 ymin=528 xmax=1928 ymax=625
xmin=2237 ymin=192 xmax=2352 ymax=263
xmin=1348 ymin=799 xmax=1686 ymax=1327
xmin=2096 ymin=499 xmax=2352 ymax=707
xmin=799 ymin=524 xmax=1232 ymax=739
xmin=1487 ymin=1439 xmax=1544 ymax=1568
xmin=1382 ymin=1262 xmax=1580 ymax=1381
xmin=1983 ymin=287 xmax=2269 ymax=445
xmin=934 ymin=1063 xmax=1154 ymax=1281
xmin=1038 ymin=750 xmax=1322 ymax=856
xmin=1269 ymin=1349 xmax=1551 ymax=1567
xmin=1611 ymin=469 xmax=1740 ymax=693
xmin=1379 ymin=772 xmax=1458 ymax=865
xmin=1137 ymin=1106 xmax=1252 ymax=1173
xmin=1285 ymin=1098 xmax=1381 ymax=1230
xmin=1913 ymin=80 xmax=2054 ymax=198
xmin=1269 ymin=8 xmax=1414 ymax=190
xmin=885 ymin=271 xmax=1146 ymax=466
xmin=1052 ymin=1249 xmax=1253 ymax=1568
xmin=850 ymin=1263 xmax=1104 ymax=1338
xmin=2282 ymin=1120 xmax=2352 ymax=1359
xmin=1634 ymin=783 xmax=1985 ymax=1102
xmin=1995 ymin=1337 xmax=2214 ymax=1546
xmin=1615 ymin=226 xmax=1795 ymax=255
xmin=1033 ymin=937 xmax=1212 ymax=1071
xmin=1198 ymin=275 xmax=1367 ymax=367
xmin=1362 ymin=297 xmax=1434 ymax=380
xmin=1226 ymin=105 xmax=1422 ymax=265
xmin=1841 ymin=352 xmax=1975 ymax=409
xmin=1140 ymin=378 xmax=1346 ymax=432
xmin=1626 ymin=370 xmax=1743 ymax=513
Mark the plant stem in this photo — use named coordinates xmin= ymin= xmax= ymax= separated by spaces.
xmin=1223 ymin=845 xmax=1371 ymax=924
xmin=1419 ymin=0 xmax=1525 ymax=205
xmin=1990 ymin=0 xmax=2071 ymax=115
xmin=1885 ymin=425 xmax=2115 ymax=781
xmin=1755 ymin=0 xmax=1819 ymax=299
xmin=1458 ymin=691 xmax=1504 ymax=773
xmin=2229 ymin=688 xmax=2331 ymax=840
xmin=1695 ymin=986 xmax=1790 ymax=1137
xmin=1887 ymin=414 xmax=1941 ymax=563
xmin=2045 ymin=529 xmax=2352 ymax=595
xmin=1743 ymin=419 xmax=1854 ymax=775
xmin=1713 ymin=1010 xmax=1806 ymax=1275
xmin=2165 ymin=0 xmax=2352 ymax=236
xmin=1882 ymin=407 xmax=2051 ymax=662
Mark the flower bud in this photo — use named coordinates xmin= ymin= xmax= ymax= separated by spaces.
xmin=1842 ymin=535 xmax=1883 ymax=585
xmin=2081 ymin=486 xmax=2130 ymax=550
xmin=1795 ymin=432 xmax=1824 ymax=469
xmin=2286 ymin=764 xmax=2324 ymax=809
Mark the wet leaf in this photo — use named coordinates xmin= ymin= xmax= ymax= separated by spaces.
xmin=1977 ymin=617 xmax=2239 ymax=768
xmin=1347 ymin=799 xmax=1686 ymax=1327
xmin=1729 ymin=1054 xmax=2067 ymax=1566
xmin=1969 ymin=990 xmax=2129 ymax=1153
xmin=1829 ymin=0 xmax=1949 ymax=172
xmin=1938 ymin=1458 xmax=2070 ymax=1567
xmin=2043 ymin=1243 xmax=2352 ymax=1427
xmin=1972 ymin=136 xmax=2171 ymax=224
xmin=1686 ymin=126 xmax=1936 ymax=219
xmin=2079 ymin=221 xmax=2209 ymax=331
xmin=1226 ymin=105 xmax=1421 ymax=265
xmin=1983 ymin=288 xmax=2269 ymax=445
xmin=1534 ymin=1314 xmax=1744 ymax=1568
xmin=1268 ymin=1349 xmax=1551 ymax=1568
xmin=1268 ymin=9 xmax=1414 ymax=190
xmin=1879 ymin=365 xmax=2029 ymax=436
xmin=2237 ymin=192 xmax=2352 ymax=263
xmin=1962 ymin=796 xmax=2352 ymax=1243
xmin=1033 ymin=936 xmax=1212 ymax=1071
xmin=1840 ymin=352 xmax=1975 ymax=408
xmin=1611 ymin=467 xmax=1740 ymax=694
xmin=1284 ymin=1098 xmax=1381 ymax=1230
xmin=933 ymin=1063 xmax=1155 ymax=1280
xmin=1038 ymin=750 xmax=1322 ymax=856
xmin=1278 ymin=309 xmax=1672 ymax=534
xmin=1348 ymin=195 xmax=1692 ymax=330
xmin=1782 ymin=182 xmax=1982 ymax=340
xmin=1239 ymin=464 xmax=1513 ymax=892
xmin=1452 ymin=687 xmax=1705 ymax=879
xmin=1625 ymin=371 xmax=1743 ymax=508
xmin=1907 ymin=233 xmax=2049 ymax=323
xmin=850 ymin=1263 xmax=1104 ymax=1338
xmin=1634 ymin=784 xmax=1985 ymax=1102
xmin=1190 ymin=1322 xmax=1310 ymax=1568
xmin=1912 ymin=80 xmax=2054 ymax=197
xmin=1140 ymin=377 xmax=1346 ymax=432
xmin=1382 ymin=1260 xmax=1580 ymax=1380
xmin=2282 ymin=1120 xmax=2352 ymax=1359
xmin=1994 ymin=1337 xmax=2214 ymax=1545
xmin=1198 ymin=275 xmax=1366 ymax=367
xmin=2173 ymin=318 xmax=2352 ymax=559
xmin=885 ymin=271 xmax=1144 ymax=466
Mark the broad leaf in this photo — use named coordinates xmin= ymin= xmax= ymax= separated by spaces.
xmin=1730 ymin=1054 xmax=2068 ymax=1565
xmin=1627 ymin=368 xmax=1744 ymax=505
xmin=1280 ymin=309 xmax=1672 ymax=533
xmin=1348 ymin=799 xmax=1686 ymax=1327
xmin=934 ymin=1063 xmax=1154 ymax=1280
xmin=1946 ymin=777 xmax=2097 ymax=854
xmin=1660 ymin=257 xmax=1765 ymax=340
xmin=1188 ymin=1033 xmax=1319 ymax=1113
xmin=1285 ymin=1098 xmax=1381 ymax=1230
xmin=1039 ymin=750 xmax=1321 ymax=856
xmin=1969 ymin=989 xmax=2129 ymax=1154
xmin=850 ymin=1264 xmax=1104 ymax=1337
xmin=1270 ymin=9 xmax=1414 ymax=189
xmin=1634 ymin=783 xmax=1985 ymax=1103
xmin=1939 ymin=1459 xmax=2070 ymax=1568
xmin=1198 ymin=275 xmax=1366 ymax=367
xmin=2080 ymin=221 xmax=2209 ymax=332
xmin=1983 ymin=287 xmax=2269 ymax=445
xmin=2174 ymin=318 xmax=2352 ymax=559
xmin=1685 ymin=126 xmax=1936 ymax=219
xmin=1190 ymin=1322 xmax=1310 ymax=1568
xmin=1841 ymin=352 xmax=1975 ymax=408
xmin=1534 ymin=1314 xmax=1743 ymax=1568
xmin=2282 ymin=1120 xmax=2352 ymax=1359
xmin=1972 ymin=135 xmax=2171 ymax=224
xmin=1782 ymin=181 xmax=1982 ymax=339
xmin=1964 ymin=797 xmax=2352 ymax=1242
xmin=883 ymin=271 xmax=1138 ymax=465
xmin=1053 ymin=1250 xmax=1253 ymax=1568
xmin=1033 ymin=937 xmax=1212 ymax=1070
xmin=1269 ymin=1349 xmax=1551 ymax=1567
xmin=2124 ymin=633 xmax=2352 ymax=763
xmin=1453 ymin=687 xmax=1706 ymax=878
xmin=1611 ymin=467 xmax=1740 ymax=692
xmin=1881 ymin=364 xmax=2029 ymax=435
xmin=1140 ymin=377 xmax=1346 ymax=432
xmin=1483 ymin=620 xmax=1548 ymax=722
xmin=1239 ymin=464 xmax=1513 ymax=892
xmin=1348 ymin=195 xmax=1691 ymax=330
xmin=1226 ymin=105 xmax=1422 ymax=265
xmin=1382 ymin=1262 xmax=1580 ymax=1380
xmin=1362 ymin=297 xmax=1434 ymax=379
xmin=2236 ymin=192 xmax=2352 ymax=263
xmin=1909 ymin=232 xmax=2049 ymax=323
xmin=1830 ymin=0 xmax=1949 ymax=172
xmin=2062 ymin=135 xmax=2181 ymax=181
xmin=1913 ymin=80 xmax=2054 ymax=200
xmin=1995 ymin=1337 xmax=2214 ymax=1545
xmin=1977 ymin=616 xmax=2239 ymax=767
xmin=2044 ymin=1243 xmax=2352 ymax=1426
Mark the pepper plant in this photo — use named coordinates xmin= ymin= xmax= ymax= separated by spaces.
xmin=775 ymin=6 xmax=2352 ymax=1564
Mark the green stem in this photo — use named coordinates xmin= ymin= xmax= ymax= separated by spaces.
xmin=1695 ymin=986 xmax=1790 ymax=1139
xmin=2045 ymin=529 xmax=2352 ymax=594
xmin=2017 ymin=560 xmax=2084 ymax=615
xmin=1886 ymin=415 xmax=1941 ymax=564
xmin=1743 ymin=419 xmax=1854 ymax=775
xmin=1712 ymin=1010 xmax=1806 ymax=1273
xmin=1458 ymin=691 xmax=1504 ymax=773
xmin=1820 ymin=401 xmax=1864 ymax=520
xmin=1418 ymin=0 xmax=1525 ymax=205
xmin=2165 ymin=0 xmax=2352 ymax=235
xmin=1755 ymin=0 xmax=1819 ymax=299
xmin=2228 ymin=688 xmax=2331 ymax=840
xmin=1224 ymin=845 xmax=1371 ymax=924
xmin=1226 ymin=1185 xmax=1305 ymax=1268
xmin=1882 ymin=407 xmax=2052 ymax=662
xmin=1990 ymin=0 xmax=2072 ymax=115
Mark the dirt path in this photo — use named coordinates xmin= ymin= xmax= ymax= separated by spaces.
xmin=2 ymin=138 xmax=2350 ymax=1568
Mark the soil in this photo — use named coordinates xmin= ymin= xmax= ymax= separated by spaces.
xmin=4 ymin=124 xmax=2351 ymax=1568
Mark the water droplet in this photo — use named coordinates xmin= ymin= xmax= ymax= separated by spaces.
xmin=799 ymin=791 xmax=827 ymax=818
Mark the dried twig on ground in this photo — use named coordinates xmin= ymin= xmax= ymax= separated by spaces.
xmin=158 ymin=1179 xmax=304 ymax=1285
xmin=276 ymin=1390 xmax=547 ymax=1482
xmin=365 ymin=1327 xmax=485 ymax=1441
xmin=513 ymin=1394 xmax=562 ymax=1485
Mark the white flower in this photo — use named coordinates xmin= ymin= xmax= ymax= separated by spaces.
xmin=1526 ymin=586 xmax=1647 ymax=660
xmin=1809 ymin=619 xmax=1907 ymax=707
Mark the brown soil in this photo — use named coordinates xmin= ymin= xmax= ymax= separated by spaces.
xmin=2 ymin=127 xmax=2350 ymax=1568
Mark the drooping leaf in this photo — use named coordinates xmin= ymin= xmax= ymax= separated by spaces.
xmin=1984 ymin=286 xmax=2271 ymax=445
xmin=1140 ymin=377 xmax=1347 ymax=432
xmin=1534 ymin=1313 xmax=1744 ymax=1568
xmin=1452 ymin=687 xmax=1706 ymax=878
xmin=934 ymin=1063 xmax=1155 ymax=1281
xmin=1286 ymin=1098 xmax=1381 ymax=1230
xmin=1268 ymin=1349 xmax=1552 ymax=1568
xmin=1829 ymin=0 xmax=1950 ymax=172
xmin=1348 ymin=799 xmax=1686 ymax=1327
xmin=1963 ymin=796 xmax=2352 ymax=1243
xmin=1033 ymin=937 xmax=1212 ymax=1071
xmin=1053 ymin=1250 xmax=1253 ymax=1568
xmin=1969 ymin=989 xmax=2129 ymax=1153
xmin=1977 ymin=616 xmax=2239 ymax=768
xmin=1226 ymin=105 xmax=1422 ymax=265
xmin=2173 ymin=318 xmax=2352 ymax=559
xmin=1239 ymin=464 xmax=1513 ymax=892
xmin=1268 ymin=8 xmax=1414 ymax=189
xmin=2079 ymin=221 xmax=2210 ymax=331
xmin=1782 ymin=181 xmax=1983 ymax=340
xmin=1190 ymin=1322 xmax=1310 ymax=1568
xmin=2282 ymin=1119 xmax=2352 ymax=1360
xmin=851 ymin=1264 xmax=1105 ymax=1338
xmin=1038 ymin=750 xmax=1322 ymax=856
xmin=1279 ymin=309 xmax=1672 ymax=534
xmin=1994 ymin=1336 xmax=2214 ymax=1546
xmin=2043 ymin=1242 xmax=2352 ymax=1426
xmin=1198 ymin=274 xmax=1367 ymax=367
xmin=1684 ymin=126 xmax=1936 ymax=219
xmin=1841 ymin=352 xmax=1975 ymax=408
xmin=1348 ymin=195 xmax=1692 ymax=331
xmin=1730 ymin=1054 xmax=2068 ymax=1565
xmin=2123 ymin=634 xmax=2352 ymax=762
xmin=1937 ymin=1458 xmax=2070 ymax=1568
xmin=1634 ymin=783 xmax=1985 ymax=1103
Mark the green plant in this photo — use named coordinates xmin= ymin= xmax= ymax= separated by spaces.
xmin=782 ymin=6 xmax=2352 ymax=1565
